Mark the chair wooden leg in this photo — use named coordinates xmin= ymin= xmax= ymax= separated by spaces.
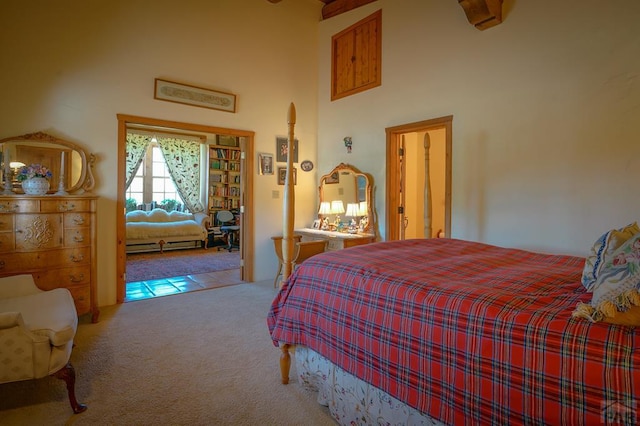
xmin=274 ymin=263 xmax=283 ymax=288
xmin=53 ymin=362 xmax=87 ymax=414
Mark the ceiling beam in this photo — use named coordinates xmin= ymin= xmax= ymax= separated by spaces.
xmin=321 ymin=0 xmax=377 ymax=20
xmin=458 ymin=0 xmax=503 ymax=30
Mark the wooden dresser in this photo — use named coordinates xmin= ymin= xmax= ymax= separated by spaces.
xmin=0 ymin=195 xmax=99 ymax=322
xmin=295 ymin=228 xmax=375 ymax=251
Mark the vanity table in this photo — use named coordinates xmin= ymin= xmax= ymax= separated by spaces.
xmin=308 ymin=162 xmax=377 ymax=251
xmin=295 ymin=227 xmax=375 ymax=251
xmin=0 ymin=132 xmax=98 ymax=322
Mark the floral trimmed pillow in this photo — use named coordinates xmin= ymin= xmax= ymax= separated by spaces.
xmin=581 ymin=222 xmax=639 ymax=291
xmin=573 ymin=231 xmax=640 ymax=325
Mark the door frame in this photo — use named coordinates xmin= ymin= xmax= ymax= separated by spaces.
xmin=116 ymin=114 xmax=254 ymax=304
xmin=385 ymin=116 xmax=453 ymax=241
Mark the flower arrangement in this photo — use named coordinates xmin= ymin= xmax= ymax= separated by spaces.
xmin=16 ymin=163 xmax=53 ymax=181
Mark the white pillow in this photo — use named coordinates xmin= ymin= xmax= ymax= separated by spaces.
xmin=581 ymin=222 xmax=639 ymax=291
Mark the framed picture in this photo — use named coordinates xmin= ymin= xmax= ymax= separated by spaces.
xmin=300 ymin=160 xmax=314 ymax=172
xmin=154 ymin=78 xmax=237 ymax=113
xmin=276 ymin=137 xmax=298 ymax=163
xmin=312 ymin=219 xmax=321 ymax=229
xmin=277 ymin=167 xmax=297 ymax=185
xmin=217 ymin=135 xmax=238 ymax=146
xmin=325 ymin=171 xmax=340 ymax=184
xmin=258 ymin=153 xmax=274 ymax=175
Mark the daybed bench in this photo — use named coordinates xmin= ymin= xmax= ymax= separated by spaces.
xmin=126 ymin=208 xmax=210 ymax=253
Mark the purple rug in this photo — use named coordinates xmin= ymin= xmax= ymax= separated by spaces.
xmin=126 ymin=248 xmax=240 ymax=282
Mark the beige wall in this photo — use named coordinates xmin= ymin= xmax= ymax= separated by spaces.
xmin=0 ymin=0 xmax=322 ymax=307
xmin=317 ymin=0 xmax=640 ymax=255
xmin=2 ymin=0 xmax=640 ymax=306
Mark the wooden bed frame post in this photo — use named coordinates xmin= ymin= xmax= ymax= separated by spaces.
xmin=280 ymin=344 xmax=291 ymax=384
xmin=282 ymin=103 xmax=296 ymax=282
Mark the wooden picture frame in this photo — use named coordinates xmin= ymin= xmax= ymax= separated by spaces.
xmin=277 ymin=166 xmax=296 ymax=185
xmin=217 ymin=135 xmax=238 ymax=146
xmin=259 ymin=153 xmax=274 ymax=175
xmin=325 ymin=171 xmax=340 ymax=184
xmin=276 ymin=136 xmax=298 ymax=163
xmin=154 ymin=78 xmax=237 ymax=113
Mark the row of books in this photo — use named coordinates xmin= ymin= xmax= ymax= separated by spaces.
xmin=209 ymin=198 xmax=240 ymax=209
xmin=210 ymin=148 xmax=241 ymax=160
xmin=210 ymin=185 xmax=240 ymax=197
xmin=210 ymin=159 xmax=240 ymax=171
xmin=210 ymin=173 xmax=241 ymax=183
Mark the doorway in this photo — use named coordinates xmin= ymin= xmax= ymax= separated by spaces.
xmin=385 ymin=116 xmax=452 ymax=241
xmin=116 ymin=114 xmax=255 ymax=304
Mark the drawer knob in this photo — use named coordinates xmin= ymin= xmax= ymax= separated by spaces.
xmin=69 ymin=273 xmax=84 ymax=283
xmin=0 ymin=203 xmax=18 ymax=213
xmin=70 ymin=254 xmax=85 ymax=262
xmin=72 ymin=216 xmax=85 ymax=225
xmin=0 ymin=260 xmax=4 ymax=269
xmin=58 ymin=203 xmax=76 ymax=212
xmin=73 ymin=235 xmax=84 ymax=242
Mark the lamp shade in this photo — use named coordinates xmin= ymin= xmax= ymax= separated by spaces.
xmin=345 ymin=203 xmax=359 ymax=218
xmin=318 ymin=201 xmax=331 ymax=215
xmin=330 ymin=200 xmax=345 ymax=214
xmin=358 ymin=201 xmax=368 ymax=216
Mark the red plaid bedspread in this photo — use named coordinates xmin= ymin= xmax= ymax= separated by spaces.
xmin=268 ymin=238 xmax=640 ymax=425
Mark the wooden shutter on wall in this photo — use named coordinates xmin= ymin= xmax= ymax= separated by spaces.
xmin=331 ymin=9 xmax=382 ymax=101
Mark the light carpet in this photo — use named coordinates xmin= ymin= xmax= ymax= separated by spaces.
xmin=0 ymin=280 xmax=334 ymax=426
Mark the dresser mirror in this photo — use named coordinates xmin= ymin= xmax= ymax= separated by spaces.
xmin=0 ymin=131 xmax=95 ymax=195
xmin=319 ymin=163 xmax=374 ymax=233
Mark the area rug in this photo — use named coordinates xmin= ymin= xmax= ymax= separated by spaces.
xmin=126 ymin=248 xmax=240 ymax=282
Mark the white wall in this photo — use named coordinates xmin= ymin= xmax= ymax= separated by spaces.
xmin=0 ymin=0 xmax=322 ymax=306
xmin=317 ymin=0 xmax=640 ymax=255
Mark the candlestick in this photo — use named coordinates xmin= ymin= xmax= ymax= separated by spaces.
xmin=1 ymin=145 xmax=14 ymax=195
xmin=55 ymin=150 xmax=68 ymax=195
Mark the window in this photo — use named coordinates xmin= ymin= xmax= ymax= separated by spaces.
xmin=331 ymin=9 xmax=382 ymax=101
xmin=126 ymin=143 xmax=183 ymax=209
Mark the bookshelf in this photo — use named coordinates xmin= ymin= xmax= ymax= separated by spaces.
xmin=208 ymin=143 xmax=241 ymax=226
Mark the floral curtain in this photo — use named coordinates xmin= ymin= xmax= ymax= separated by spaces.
xmin=125 ymin=133 xmax=151 ymax=189
xmin=157 ymin=137 xmax=205 ymax=213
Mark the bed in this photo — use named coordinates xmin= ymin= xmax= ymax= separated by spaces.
xmin=267 ymin=104 xmax=639 ymax=425
xmin=268 ymin=238 xmax=640 ymax=425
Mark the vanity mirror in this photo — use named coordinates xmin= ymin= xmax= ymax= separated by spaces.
xmin=0 ymin=131 xmax=95 ymax=195
xmin=319 ymin=163 xmax=374 ymax=233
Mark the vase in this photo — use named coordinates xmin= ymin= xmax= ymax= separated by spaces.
xmin=21 ymin=177 xmax=50 ymax=195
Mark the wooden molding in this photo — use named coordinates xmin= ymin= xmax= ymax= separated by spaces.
xmin=322 ymin=0 xmax=377 ymax=20
xmin=458 ymin=0 xmax=503 ymax=30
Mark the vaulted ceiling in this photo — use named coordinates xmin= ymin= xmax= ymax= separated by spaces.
xmin=267 ymin=0 xmax=377 ymax=20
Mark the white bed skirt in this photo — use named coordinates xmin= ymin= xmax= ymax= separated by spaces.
xmin=295 ymin=346 xmax=445 ymax=426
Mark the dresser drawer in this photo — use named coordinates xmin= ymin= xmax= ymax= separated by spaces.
xmin=0 ymin=247 xmax=90 ymax=273
xmin=0 ymin=232 xmax=15 ymax=253
xmin=33 ymin=265 xmax=91 ymax=289
xmin=65 ymin=285 xmax=91 ymax=316
xmin=0 ymin=215 xmax=14 ymax=231
xmin=64 ymin=227 xmax=91 ymax=247
xmin=343 ymin=236 xmax=375 ymax=248
xmin=64 ymin=212 xmax=91 ymax=227
xmin=0 ymin=199 xmax=38 ymax=213
xmin=41 ymin=199 xmax=92 ymax=213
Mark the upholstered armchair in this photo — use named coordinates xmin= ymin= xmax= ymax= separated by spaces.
xmin=0 ymin=274 xmax=86 ymax=413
